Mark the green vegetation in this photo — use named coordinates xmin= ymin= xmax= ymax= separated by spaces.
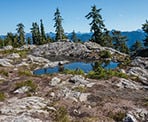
xmin=15 ymin=80 xmax=37 ymax=92
xmin=55 ymin=106 xmax=70 ymax=122
xmin=130 ymin=40 xmax=143 ymax=54
xmin=108 ymin=111 xmax=126 ymax=121
xmin=16 ymin=23 xmax=26 ymax=46
xmin=18 ymin=70 xmax=32 ymax=76
xmin=0 ymin=70 xmax=8 ymax=77
xmin=87 ymin=64 xmax=128 ymax=80
xmin=85 ymin=5 xmax=106 ymax=45
xmin=73 ymin=86 xmax=87 ymax=93
xmin=63 ymin=69 xmax=85 ymax=75
xmin=112 ymin=30 xmax=129 ymax=54
xmin=54 ymin=8 xmax=66 ymax=41
xmin=142 ymin=20 xmax=148 ymax=47
xmin=99 ymin=50 xmax=112 ymax=58
xmin=71 ymin=30 xmax=78 ymax=42
xmin=0 ymin=92 xmax=6 ymax=101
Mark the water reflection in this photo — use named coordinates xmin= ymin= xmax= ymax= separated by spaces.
xmin=33 ymin=61 xmax=119 ymax=75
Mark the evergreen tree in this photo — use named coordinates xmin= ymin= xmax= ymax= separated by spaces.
xmin=40 ymin=19 xmax=46 ymax=44
xmin=112 ymin=30 xmax=129 ymax=54
xmin=5 ymin=32 xmax=14 ymax=46
xmin=85 ymin=5 xmax=105 ymax=45
xmin=142 ymin=20 xmax=148 ymax=47
xmin=53 ymin=8 xmax=65 ymax=41
xmin=71 ymin=30 xmax=78 ymax=42
xmin=16 ymin=23 xmax=25 ymax=46
xmin=101 ymin=29 xmax=113 ymax=47
xmin=130 ymin=40 xmax=142 ymax=53
xmin=4 ymin=33 xmax=19 ymax=47
xmin=31 ymin=22 xmax=40 ymax=45
xmin=27 ymin=37 xmax=32 ymax=45
xmin=0 ymin=37 xmax=4 ymax=48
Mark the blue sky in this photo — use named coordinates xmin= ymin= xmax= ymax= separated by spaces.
xmin=0 ymin=0 xmax=148 ymax=34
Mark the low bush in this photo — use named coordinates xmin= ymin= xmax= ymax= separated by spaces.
xmin=87 ymin=68 xmax=128 ymax=80
xmin=0 ymin=92 xmax=6 ymax=101
xmin=55 ymin=106 xmax=70 ymax=122
xmin=108 ymin=111 xmax=126 ymax=121
xmin=63 ymin=69 xmax=85 ymax=75
xmin=99 ymin=50 xmax=112 ymax=58
xmin=18 ymin=70 xmax=32 ymax=76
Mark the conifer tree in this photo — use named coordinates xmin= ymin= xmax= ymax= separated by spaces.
xmin=101 ymin=29 xmax=113 ymax=47
xmin=31 ymin=22 xmax=40 ymax=45
xmin=130 ymin=40 xmax=142 ymax=53
xmin=71 ymin=30 xmax=78 ymax=42
xmin=142 ymin=20 xmax=148 ymax=47
xmin=85 ymin=5 xmax=105 ymax=45
xmin=16 ymin=23 xmax=25 ymax=46
xmin=112 ymin=30 xmax=129 ymax=54
xmin=53 ymin=8 xmax=65 ymax=41
xmin=40 ymin=19 xmax=46 ymax=44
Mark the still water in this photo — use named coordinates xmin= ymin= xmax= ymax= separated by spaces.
xmin=33 ymin=61 xmax=119 ymax=75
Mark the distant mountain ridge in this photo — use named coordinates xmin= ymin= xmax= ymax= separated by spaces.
xmin=1 ymin=30 xmax=146 ymax=48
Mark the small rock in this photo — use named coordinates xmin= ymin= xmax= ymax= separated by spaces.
xmin=50 ymin=77 xmax=61 ymax=86
xmin=14 ymin=86 xmax=31 ymax=94
xmin=79 ymin=93 xmax=90 ymax=102
xmin=123 ymin=113 xmax=137 ymax=122
xmin=69 ymin=75 xmax=89 ymax=85
xmin=86 ymin=83 xmax=95 ymax=88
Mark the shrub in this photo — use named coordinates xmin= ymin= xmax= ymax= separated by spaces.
xmin=18 ymin=70 xmax=32 ymax=76
xmin=87 ymin=68 xmax=128 ymax=80
xmin=0 ymin=70 xmax=8 ymax=77
xmin=108 ymin=111 xmax=126 ymax=121
xmin=63 ymin=69 xmax=85 ymax=75
xmin=15 ymin=80 xmax=37 ymax=92
xmin=73 ymin=86 xmax=87 ymax=93
xmin=55 ymin=106 xmax=70 ymax=122
xmin=99 ymin=50 xmax=112 ymax=58
xmin=0 ymin=92 xmax=5 ymax=101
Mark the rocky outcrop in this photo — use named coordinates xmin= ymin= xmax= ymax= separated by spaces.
xmin=116 ymin=78 xmax=142 ymax=90
xmin=0 ymin=96 xmax=55 ymax=122
xmin=0 ymin=59 xmax=13 ymax=67
xmin=127 ymin=57 xmax=148 ymax=85
xmin=31 ymin=41 xmax=128 ymax=61
xmin=7 ymin=53 xmax=20 ymax=59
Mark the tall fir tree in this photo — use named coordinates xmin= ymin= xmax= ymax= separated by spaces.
xmin=40 ymin=19 xmax=46 ymax=44
xmin=53 ymin=8 xmax=65 ymax=41
xmin=142 ymin=20 xmax=148 ymax=47
xmin=71 ymin=30 xmax=78 ymax=42
xmin=31 ymin=22 xmax=41 ymax=45
xmin=85 ymin=5 xmax=105 ymax=45
xmin=16 ymin=23 xmax=25 ymax=46
xmin=112 ymin=30 xmax=129 ymax=54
